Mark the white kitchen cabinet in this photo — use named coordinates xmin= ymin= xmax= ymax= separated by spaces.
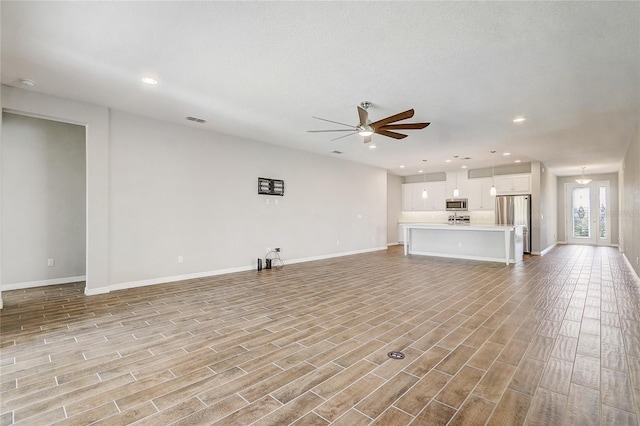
xmin=402 ymin=183 xmax=415 ymax=211
xmin=429 ymin=181 xmax=447 ymax=211
xmin=495 ymin=174 xmax=531 ymax=194
xmin=402 ymin=182 xmax=425 ymax=211
xmin=468 ymin=177 xmax=496 ymax=210
xmin=446 ymin=171 xmax=469 ymax=199
xmin=402 ymin=181 xmax=446 ymax=211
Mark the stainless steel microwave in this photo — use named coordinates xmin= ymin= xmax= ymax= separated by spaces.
xmin=446 ymin=198 xmax=468 ymax=211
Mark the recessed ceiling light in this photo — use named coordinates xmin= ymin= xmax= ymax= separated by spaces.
xmin=513 ymin=117 xmax=526 ymax=123
xmin=461 ymin=165 xmax=468 ymax=169
xmin=369 ymin=144 xmax=376 ymax=149
xmin=142 ymin=77 xmax=158 ymax=85
xmin=418 ymin=169 xmax=424 ymax=173
xmin=514 ymin=159 xmax=522 ymax=163
xmin=503 ymin=152 xmax=511 ymax=156
xmin=445 ymin=159 xmax=452 ymax=163
xmin=400 ymin=165 xmax=405 ymax=168
xmin=19 ymin=79 xmax=36 ymax=87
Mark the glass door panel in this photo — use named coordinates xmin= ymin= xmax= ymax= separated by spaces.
xmin=566 ymin=181 xmax=610 ymax=245
xmin=571 ymin=186 xmax=593 ymax=241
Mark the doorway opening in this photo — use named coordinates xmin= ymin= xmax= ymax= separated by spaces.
xmin=1 ymin=112 xmax=87 ymax=290
xmin=565 ymin=181 xmax=611 ymax=246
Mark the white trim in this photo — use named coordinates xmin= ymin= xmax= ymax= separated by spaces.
xmin=93 ymin=247 xmax=388 ymax=294
xmin=540 ymin=242 xmax=559 ymax=256
xmin=387 ymin=242 xmax=400 ymax=247
xmin=2 ymin=276 xmax=86 ymax=291
xmin=409 ymin=250 xmax=519 ymax=264
xmin=623 ymin=253 xmax=640 ymax=282
xmin=285 ymin=247 xmax=387 ymax=265
xmin=107 ymin=265 xmax=256 ymax=292
xmin=84 ymin=286 xmax=110 ymax=296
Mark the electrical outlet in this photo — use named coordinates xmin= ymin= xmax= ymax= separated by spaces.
xmin=47 ymin=259 xmax=54 ymax=267
xmin=178 ymin=256 xmax=183 ymax=264
xmin=636 ymin=256 xmax=639 ymax=265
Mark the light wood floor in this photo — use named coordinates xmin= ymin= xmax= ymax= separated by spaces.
xmin=1 ymin=245 xmax=639 ymax=425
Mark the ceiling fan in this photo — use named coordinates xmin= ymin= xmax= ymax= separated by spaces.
xmin=308 ymin=101 xmax=430 ymax=143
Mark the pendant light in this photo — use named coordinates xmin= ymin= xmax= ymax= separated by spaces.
xmin=490 ymin=150 xmax=497 ymax=196
xmin=421 ymin=160 xmax=428 ymax=199
xmin=575 ymin=166 xmax=592 ymax=185
xmin=453 ymin=171 xmax=459 ymax=197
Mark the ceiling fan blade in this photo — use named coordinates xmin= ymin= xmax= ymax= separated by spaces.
xmin=312 ymin=116 xmax=357 ymax=129
xmin=357 ymin=106 xmax=368 ymax=127
xmin=363 ymin=135 xmax=372 ymax=144
xmin=307 ymin=129 xmax=358 ymax=133
xmin=375 ymin=129 xmax=408 ymax=140
xmin=330 ymin=132 xmax=357 ymax=141
xmin=378 ymin=122 xmax=430 ymax=130
xmin=370 ymin=109 xmax=415 ymax=129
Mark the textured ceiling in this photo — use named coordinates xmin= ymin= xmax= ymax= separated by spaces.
xmin=2 ymin=1 xmax=639 ymax=177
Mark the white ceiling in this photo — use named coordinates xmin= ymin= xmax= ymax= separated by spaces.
xmin=2 ymin=1 xmax=638 ymax=177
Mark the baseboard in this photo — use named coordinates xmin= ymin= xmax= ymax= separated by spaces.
xmin=285 ymin=246 xmax=387 ymax=266
xmin=539 ymin=242 xmax=559 ymax=256
xmin=2 ymin=276 xmax=86 ymax=291
xmin=107 ymin=265 xmax=256 ymax=293
xmin=387 ymin=242 xmax=400 ymax=247
xmin=99 ymin=246 xmax=388 ymax=294
xmin=623 ymin=253 xmax=640 ymax=282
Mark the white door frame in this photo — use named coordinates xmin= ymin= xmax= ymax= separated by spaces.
xmin=565 ymin=180 xmax=611 ymax=245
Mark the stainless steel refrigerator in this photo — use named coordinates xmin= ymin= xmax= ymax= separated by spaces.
xmin=495 ymin=195 xmax=531 ymax=253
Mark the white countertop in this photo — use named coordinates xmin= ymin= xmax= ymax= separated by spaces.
xmin=400 ymin=223 xmax=516 ymax=232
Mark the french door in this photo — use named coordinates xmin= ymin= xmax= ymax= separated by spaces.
xmin=565 ymin=181 xmax=611 ymax=245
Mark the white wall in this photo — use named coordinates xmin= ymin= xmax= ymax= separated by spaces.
xmin=621 ymin=119 xmax=640 ymax=277
xmin=107 ymin=110 xmax=387 ymax=288
xmin=0 ymin=85 xmax=388 ymax=299
xmin=539 ymin=163 xmax=558 ymax=253
xmin=1 ymin=113 xmax=86 ymax=288
xmin=556 ymin=172 xmax=620 ymax=245
xmin=2 ymin=85 xmax=110 ymax=295
xmin=386 ymin=173 xmax=402 ymax=244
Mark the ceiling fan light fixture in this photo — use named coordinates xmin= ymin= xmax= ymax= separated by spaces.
xmin=358 ymin=127 xmax=374 ymax=137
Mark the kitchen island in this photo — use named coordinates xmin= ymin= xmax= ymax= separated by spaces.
xmin=401 ymin=223 xmax=523 ymax=265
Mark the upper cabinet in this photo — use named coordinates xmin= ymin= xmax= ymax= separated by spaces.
xmin=445 ymin=171 xmax=469 ymax=199
xmin=468 ymin=177 xmax=496 ymax=210
xmin=495 ymin=174 xmax=531 ymax=195
xmin=402 ymin=181 xmax=446 ymax=211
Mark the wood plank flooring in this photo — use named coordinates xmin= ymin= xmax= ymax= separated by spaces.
xmin=1 ymin=244 xmax=639 ymax=425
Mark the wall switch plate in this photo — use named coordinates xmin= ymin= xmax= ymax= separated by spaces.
xmin=178 ymin=256 xmax=183 ymax=264
xmin=47 ymin=259 xmax=54 ymax=267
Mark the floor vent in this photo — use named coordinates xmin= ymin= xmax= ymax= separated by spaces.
xmin=387 ymin=351 xmax=405 ymax=360
xmin=186 ymin=116 xmax=206 ymax=124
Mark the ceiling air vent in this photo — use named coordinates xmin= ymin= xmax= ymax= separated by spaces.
xmin=186 ymin=116 xmax=206 ymax=124
xmin=331 ymin=150 xmax=343 ymax=154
